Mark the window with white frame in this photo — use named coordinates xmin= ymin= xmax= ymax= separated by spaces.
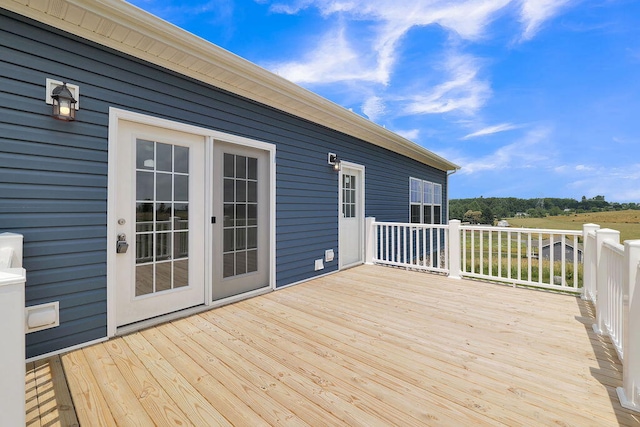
xmin=409 ymin=177 xmax=442 ymax=224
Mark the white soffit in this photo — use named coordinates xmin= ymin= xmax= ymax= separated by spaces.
xmin=5 ymin=0 xmax=459 ymax=172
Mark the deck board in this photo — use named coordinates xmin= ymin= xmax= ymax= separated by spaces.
xmin=30 ymin=265 xmax=640 ymax=426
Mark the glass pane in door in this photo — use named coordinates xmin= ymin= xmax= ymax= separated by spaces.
xmin=135 ymin=140 xmax=190 ymax=296
xmin=342 ymin=174 xmax=356 ymax=218
xmin=222 ymin=153 xmax=259 ymax=278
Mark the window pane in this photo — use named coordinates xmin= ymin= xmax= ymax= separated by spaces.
xmin=136 ymin=140 xmax=155 ymax=170
xmin=434 ymin=184 xmax=442 ymax=204
xmin=136 ymin=203 xmax=154 ymax=232
xmin=223 ymin=253 xmax=234 ymax=278
xmin=423 ymin=181 xmax=434 ymax=205
xmin=156 ymin=203 xmax=172 ymax=231
xmin=223 ymin=229 xmax=234 ymax=252
xmin=174 ymin=175 xmax=188 ymax=202
xmin=174 ymin=231 xmax=188 ymax=259
xmin=236 ymin=204 xmax=246 ymax=227
xmin=236 ymin=228 xmax=247 ymax=250
xmin=247 ymin=227 xmax=257 ymax=249
xmin=410 ymin=178 xmax=422 ymax=203
xmin=136 ymin=264 xmax=154 ymax=296
xmin=224 ymin=154 xmax=235 ymax=178
xmin=236 ymin=156 xmax=247 ymax=178
xmin=236 ymin=251 xmax=247 ymax=275
xmin=136 ymin=171 xmax=154 ymax=201
xmin=224 ymin=204 xmax=234 ymax=227
xmin=236 ymin=180 xmax=246 ymax=202
xmin=174 ymin=259 xmax=188 ymax=288
xmin=156 ymin=143 xmax=173 ymax=172
xmin=156 ymin=232 xmax=171 ymax=261
xmin=156 ymin=262 xmax=172 ymax=291
xmin=434 ymin=206 xmax=442 ymax=224
xmin=174 ymin=146 xmax=189 ymax=173
xmin=136 ymin=233 xmax=153 ymax=263
xmin=423 ymin=207 xmax=432 ymax=224
xmin=247 ymin=250 xmax=257 ymax=273
xmin=247 ymin=181 xmax=257 ymax=203
xmin=174 ymin=204 xmax=189 ymax=230
xmin=224 ymin=179 xmax=234 ymax=203
xmin=247 ymin=204 xmax=257 ymax=226
xmin=156 ymin=173 xmax=172 ymax=201
xmin=247 ymin=157 xmax=257 ymax=180
xmin=410 ymin=205 xmax=421 ymax=223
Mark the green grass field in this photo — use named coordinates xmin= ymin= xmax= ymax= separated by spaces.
xmin=506 ymin=210 xmax=640 ymax=242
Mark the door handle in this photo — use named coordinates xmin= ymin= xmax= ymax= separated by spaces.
xmin=116 ymin=233 xmax=129 ymax=254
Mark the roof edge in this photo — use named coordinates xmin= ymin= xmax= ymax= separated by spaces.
xmin=5 ymin=0 xmax=460 ymax=172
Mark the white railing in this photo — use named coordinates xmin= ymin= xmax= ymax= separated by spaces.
xmin=594 ymin=238 xmax=625 ymax=359
xmin=365 ymin=218 xmax=640 ymax=412
xmin=460 ymin=225 xmax=583 ymax=293
xmin=368 ymin=221 xmax=448 ymax=274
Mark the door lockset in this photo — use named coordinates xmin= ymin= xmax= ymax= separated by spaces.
xmin=116 ymin=233 xmax=129 ymax=254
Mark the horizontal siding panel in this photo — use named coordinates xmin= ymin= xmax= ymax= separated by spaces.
xmin=0 ymin=199 xmax=105 ymax=213
xmin=24 ymin=251 xmax=105 ymax=272
xmin=0 ymin=149 xmax=107 ymax=174
xmin=0 ymin=213 xmax=106 ymax=228
xmin=0 ymin=168 xmax=105 ymax=187
xmin=25 ymin=238 xmax=106 ymax=257
xmin=11 ymin=226 xmax=106 ymax=242
xmin=0 ymin=184 xmax=106 ymax=200
xmin=26 ymin=264 xmax=106 ymax=287
xmin=25 ymin=277 xmax=105 ymax=301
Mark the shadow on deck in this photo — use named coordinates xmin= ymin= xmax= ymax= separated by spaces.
xmin=27 ymin=265 xmax=640 ymax=426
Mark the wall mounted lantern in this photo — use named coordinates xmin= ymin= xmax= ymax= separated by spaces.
xmin=46 ymin=78 xmax=79 ymax=121
xmin=328 ymin=152 xmax=341 ymax=171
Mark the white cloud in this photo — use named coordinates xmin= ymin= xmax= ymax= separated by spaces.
xmin=462 ymin=123 xmax=519 ymax=139
xmin=455 ymin=126 xmax=553 ymax=174
xmin=269 ymin=26 xmax=384 ymax=84
xmin=362 ymin=96 xmax=386 ymax=122
xmin=394 ymin=129 xmax=421 ymax=141
xmin=402 ymin=53 xmax=491 ymax=115
xmin=519 ymin=0 xmax=573 ymax=40
xmin=566 ymin=164 xmax=640 ymax=202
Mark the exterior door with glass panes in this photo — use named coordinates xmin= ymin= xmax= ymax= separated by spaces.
xmin=339 ymin=164 xmax=364 ymax=269
xmin=212 ymin=141 xmax=270 ymax=300
xmin=115 ymin=121 xmax=205 ymax=327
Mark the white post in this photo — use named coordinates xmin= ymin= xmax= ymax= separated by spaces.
xmin=617 ymin=240 xmax=640 ymax=412
xmin=448 ymin=220 xmax=461 ymax=279
xmin=0 ymin=233 xmax=26 ymax=427
xmin=594 ymin=228 xmax=620 ymax=335
xmin=365 ymin=217 xmax=376 ymax=265
xmin=583 ymin=223 xmax=600 ymax=301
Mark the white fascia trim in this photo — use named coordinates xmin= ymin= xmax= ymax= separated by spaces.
xmin=5 ymin=0 xmax=459 ymax=172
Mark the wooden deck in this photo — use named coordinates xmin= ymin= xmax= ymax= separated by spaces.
xmin=28 ymin=265 xmax=640 ymax=426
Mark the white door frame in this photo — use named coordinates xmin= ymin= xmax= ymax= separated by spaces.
xmin=106 ymin=108 xmax=276 ymax=337
xmin=338 ymin=161 xmax=365 ymax=269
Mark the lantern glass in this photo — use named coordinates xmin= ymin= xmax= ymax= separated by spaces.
xmin=51 ymin=83 xmax=76 ymax=121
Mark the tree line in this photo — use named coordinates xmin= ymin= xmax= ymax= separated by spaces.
xmin=449 ymin=196 xmax=640 ymax=224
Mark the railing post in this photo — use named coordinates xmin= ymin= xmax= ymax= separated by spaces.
xmin=448 ymin=220 xmax=461 ymax=280
xmin=594 ymin=228 xmax=620 ymax=335
xmin=583 ymin=223 xmax=600 ymax=301
xmin=617 ymin=240 xmax=640 ymax=412
xmin=365 ymin=217 xmax=376 ymax=265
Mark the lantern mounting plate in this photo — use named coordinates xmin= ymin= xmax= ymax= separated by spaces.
xmin=45 ymin=78 xmax=79 ymax=110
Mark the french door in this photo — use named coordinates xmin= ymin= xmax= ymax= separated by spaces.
xmin=114 ymin=120 xmax=206 ymax=327
xmin=211 ymin=141 xmax=270 ymax=300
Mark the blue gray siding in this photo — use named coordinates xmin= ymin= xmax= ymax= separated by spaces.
xmin=0 ymin=9 xmax=447 ymax=358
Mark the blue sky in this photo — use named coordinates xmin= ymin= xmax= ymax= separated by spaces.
xmin=129 ymin=0 xmax=640 ymax=202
